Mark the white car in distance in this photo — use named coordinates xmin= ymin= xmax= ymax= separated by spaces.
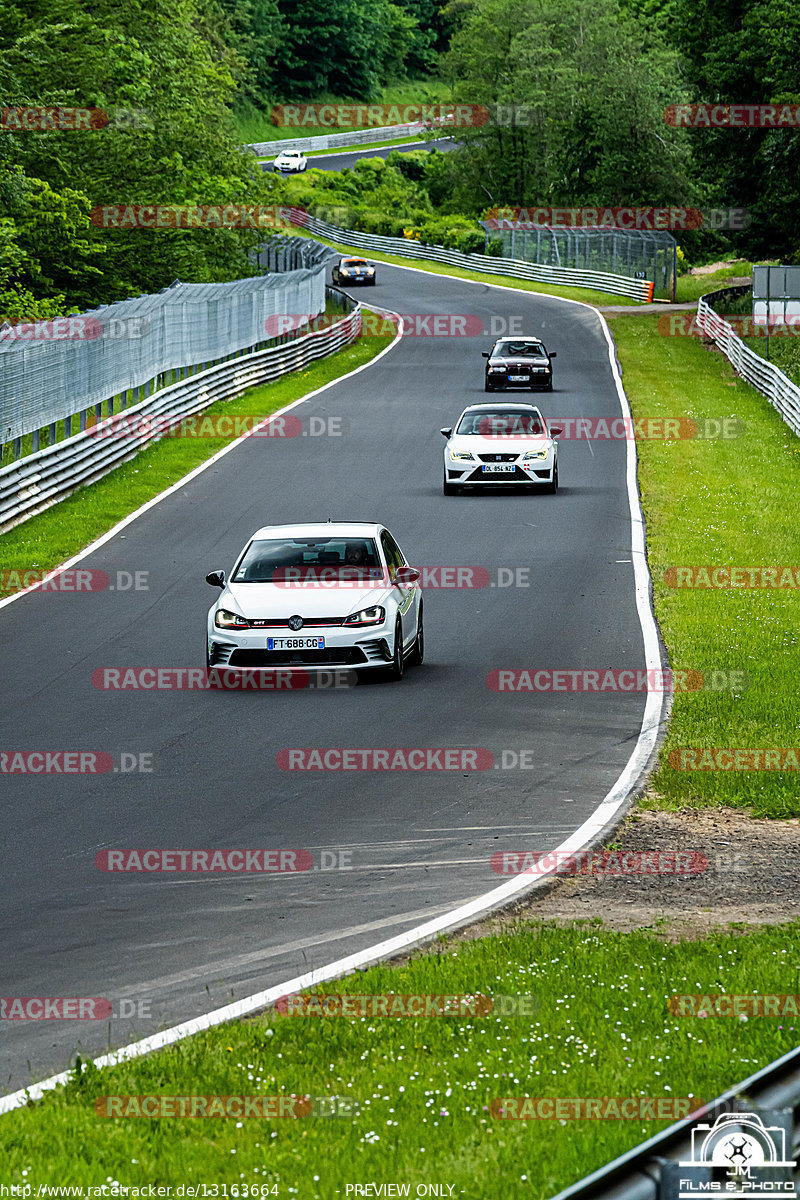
xmin=206 ymin=522 xmax=423 ymax=681
xmin=441 ymin=402 xmax=562 ymax=494
xmin=272 ymin=148 xmax=308 ymax=173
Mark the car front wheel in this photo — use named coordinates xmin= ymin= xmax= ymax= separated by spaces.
xmin=545 ymin=461 xmax=559 ymax=493
xmin=387 ymin=618 xmax=405 ymax=680
xmin=408 ymin=604 xmax=424 ymax=665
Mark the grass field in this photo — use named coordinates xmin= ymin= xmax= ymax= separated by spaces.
xmin=611 ymin=311 xmax=800 ymax=816
xmin=3 ymin=922 xmax=797 ymax=1196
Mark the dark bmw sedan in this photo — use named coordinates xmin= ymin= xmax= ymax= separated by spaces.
xmin=483 ymin=337 xmax=557 ymax=392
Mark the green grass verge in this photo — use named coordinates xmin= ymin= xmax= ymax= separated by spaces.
xmin=292 ymin=228 xmax=646 ymax=307
xmin=0 ymin=312 xmax=390 ymax=590
xmin=3 ymin=922 xmax=798 ymax=1195
xmin=611 ymin=312 xmax=800 ymax=816
xmin=674 ymin=263 xmax=756 ymax=303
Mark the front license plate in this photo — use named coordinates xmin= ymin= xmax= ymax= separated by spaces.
xmin=267 ymin=637 xmax=325 ymax=650
xmin=482 ymin=464 xmax=515 ymax=473
xmin=509 ymin=374 xmax=528 ymax=381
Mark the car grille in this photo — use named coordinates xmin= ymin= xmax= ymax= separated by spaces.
xmin=228 ymin=648 xmax=367 ymax=667
xmin=246 ymin=618 xmax=346 ymax=628
xmin=478 ymin=453 xmax=519 ymax=463
xmin=467 ymin=466 xmax=533 ymax=482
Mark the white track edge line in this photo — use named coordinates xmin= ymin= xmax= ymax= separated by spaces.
xmin=0 ymin=270 xmax=666 ymax=1114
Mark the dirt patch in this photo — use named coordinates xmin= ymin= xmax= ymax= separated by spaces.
xmin=444 ymin=807 xmax=800 ymax=944
xmin=689 ymin=260 xmax=750 ymax=275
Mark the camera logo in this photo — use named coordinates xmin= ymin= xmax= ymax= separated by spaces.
xmin=679 ymin=1112 xmax=796 ymax=1195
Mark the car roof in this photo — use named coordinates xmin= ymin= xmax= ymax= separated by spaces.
xmin=460 ymin=402 xmax=544 ymax=413
xmin=341 ymin=256 xmax=367 ymax=262
xmin=494 ymin=335 xmax=545 ymax=341
xmin=249 ymin=522 xmax=384 ymax=540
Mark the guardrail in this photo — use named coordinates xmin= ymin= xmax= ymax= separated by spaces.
xmin=247 ymin=122 xmax=431 ymax=158
xmin=697 ymin=286 xmax=800 ymax=436
xmin=0 ymin=294 xmax=361 ymax=533
xmin=291 ymin=212 xmax=654 ymax=301
xmin=1 ymin=240 xmax=333 ymax=459
xmin=548 ymin=1045 xmax=800 ymax=1199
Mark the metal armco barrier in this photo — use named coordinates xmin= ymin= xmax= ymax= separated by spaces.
xmin=697 ymin=286 xmax=800 ymax=436
xmin=548 ymin=1045 xmax=800 ymax=1199
xmin=247 ymin=121 xmax=430 ymax=157
xmin=291 ymin=212 xmax=655 ymax=301
xmin=0 ymin=300 xmax=361 ymax=533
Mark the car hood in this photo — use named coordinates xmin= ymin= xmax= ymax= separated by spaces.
xmin=448 ymin=434 xmax=553 ymax=453
xmin=219 ymin=581 xmax=392 ymax=618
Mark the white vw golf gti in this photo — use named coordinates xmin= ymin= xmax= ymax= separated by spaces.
xmin=206 ymin=522 xmax=423 ymax=680
xmin=441 ymin=402 xmax=562 ymax=494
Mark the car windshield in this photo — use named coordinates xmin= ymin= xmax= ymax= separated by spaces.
xmin=493 ymin=340 xmax=546 ymax=357
xmin=283 ymin=151 xmax=301 ymax=158
xmin=343 ymin=259 xmax=367 ymax=267
xmin=232 ymin=537 xmax=383 ymax=582
xmin=456 ymin=409 xmax=545 ymax=437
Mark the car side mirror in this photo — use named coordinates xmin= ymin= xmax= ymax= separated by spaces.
xmin=549 ymin=351 xmax=557 ymax=358
xmin=206 ymin=570 xmax=225 ymax=587
xmin=440 ymin=427 xmax=453 ymax=438
xmin=549 ymin=426 xmax=563 ymax=438
xmin=481 ymin=351 xmax=490 ymax=358
xmin=395 ymin=566 xmax=421 ymax=585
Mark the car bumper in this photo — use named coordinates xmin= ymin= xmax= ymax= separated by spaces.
xmin=207 ymin=624 xmax=392 ymax=669
xmin=486 ymin=372 xmax=551 ymax=388
xmin=445 ymin=461 xmax=555 ymax=485
xmin=337 ymin=276 xmax=375 ymax=284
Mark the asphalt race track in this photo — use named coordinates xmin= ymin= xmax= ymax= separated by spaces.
xmin=261 ymin=136 xmax=455 ymax=173
xmin=0 ymin=262 xmax=659 ymax=1094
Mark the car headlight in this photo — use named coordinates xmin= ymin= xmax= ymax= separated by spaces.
xmin=215 ymin=608 xmax=248 ymax=629
xmin=489 ymin=366 xmax=506 ymax=372
xmin=343 ymin=605 xmax=385 ymax=627
xmin=450 ymin=450 xmax=474 ymax=461
xmin=522 ymin=449 xmax=548 ymax=460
